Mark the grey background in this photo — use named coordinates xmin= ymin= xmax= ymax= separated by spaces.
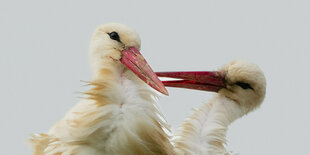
xmin=1 ymin=0 xmax=309 ymax=154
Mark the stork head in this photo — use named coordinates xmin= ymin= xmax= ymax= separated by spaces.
xmin=156 ymin=60 xmax=266 ymax=113
xmin=89 ymin=23 xmax=168 ymax=95
xmin=218 ymin=60 xmax=266 ymax=112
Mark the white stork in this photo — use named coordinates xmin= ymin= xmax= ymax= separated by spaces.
xmin=157 ymin=60 xmax=266 ymax=155
xmin=29 ymin=23 xmax=176 ymax=155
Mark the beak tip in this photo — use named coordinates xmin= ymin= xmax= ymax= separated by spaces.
xmin=159 ymin=86 xmax=169 ymax=96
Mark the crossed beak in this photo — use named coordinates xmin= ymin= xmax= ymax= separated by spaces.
xmin=156 ymin=71 xmax=226 ymax=92
xmin=120 ymin=47 xmax=225 ymax=94
xmin=120 ymin=47 xmax=169 ymax=95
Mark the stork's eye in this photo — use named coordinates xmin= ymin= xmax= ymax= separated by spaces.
xmin=108 ymin=31 xmax=121 ymax=42
xmin=235 ymin=82 xmax=253 ymax=90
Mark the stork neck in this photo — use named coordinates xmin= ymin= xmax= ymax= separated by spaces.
xmin=80 ymin=65 xmax=175 ymax=154
xmin=91 ymin=60 xmax=124 ymax=80
xmin=210 ymin=95 xmax=244 ymax=124
xmin=173 ymin=95 xmax=245 ymax=155
xmin=202 ymin=95 xmax=244 ymax=154
xmin=89 ymin=64 xmax=152 ymax=107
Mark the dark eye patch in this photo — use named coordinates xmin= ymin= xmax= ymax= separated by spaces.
xmin=235 ymin=82 xmax=254 ymax=90
xmin=108 ymin=31 xmax=121 ymax=42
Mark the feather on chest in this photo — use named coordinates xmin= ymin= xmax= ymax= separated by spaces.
xmin=45 ymin=70 xmax=174 ymax=155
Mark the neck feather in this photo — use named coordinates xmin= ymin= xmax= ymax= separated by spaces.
xmin=173 ymin=95 xmax=244 ymax=155
xmin=67 ymin=64 xmax=175 ymax=155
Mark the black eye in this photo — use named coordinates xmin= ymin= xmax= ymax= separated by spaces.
xmin=108 ymin=31 xmax=121 ymax=42
xmin=235 ymin=82 xmax=253 ymax=90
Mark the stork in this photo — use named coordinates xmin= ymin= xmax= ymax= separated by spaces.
xmin=157 ymin=60 xmax=266 ymax=155
xmin=29 ymin=23 xmax=176 ymax=155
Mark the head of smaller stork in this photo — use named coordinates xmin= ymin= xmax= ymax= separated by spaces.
xmin=89 ymin=23 xmax=168 ymax=95
xmin=218 ymin=60 xmax=266 ymax=113
xmin=156 ymin=60 xmax=266 ymax=113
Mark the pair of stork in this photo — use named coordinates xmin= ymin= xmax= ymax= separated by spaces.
xmin=29 ymin=23 xmax=266 ymax=155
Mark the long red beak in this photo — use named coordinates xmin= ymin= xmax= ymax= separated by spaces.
xmin=120 ymin=47 xmax=169 ymax=95
xmin=156 ymin=71 xmax=226 ymax=92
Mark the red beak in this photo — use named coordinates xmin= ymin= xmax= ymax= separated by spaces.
xmin=156 ymin=71 xmax=226 ymax=92
xmin=120 ymin=47 xmax=169 ymax=95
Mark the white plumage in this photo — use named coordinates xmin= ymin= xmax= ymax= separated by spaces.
xmin=29 ymin=23 xmax=174 ymax=155
xmin=29 ymin=23 xmax=266 ymax=155
xmin=158 ymin=60 xmax=267 ymax=155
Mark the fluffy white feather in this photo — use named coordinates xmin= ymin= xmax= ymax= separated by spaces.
xmin=173 ymin=60 xmax=266 ymax=155
xmin=29 ymin=23 xmax=175 ymax=155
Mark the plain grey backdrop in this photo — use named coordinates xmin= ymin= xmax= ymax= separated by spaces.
xmin=1 ymin=0 xmax=309 ymax=154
